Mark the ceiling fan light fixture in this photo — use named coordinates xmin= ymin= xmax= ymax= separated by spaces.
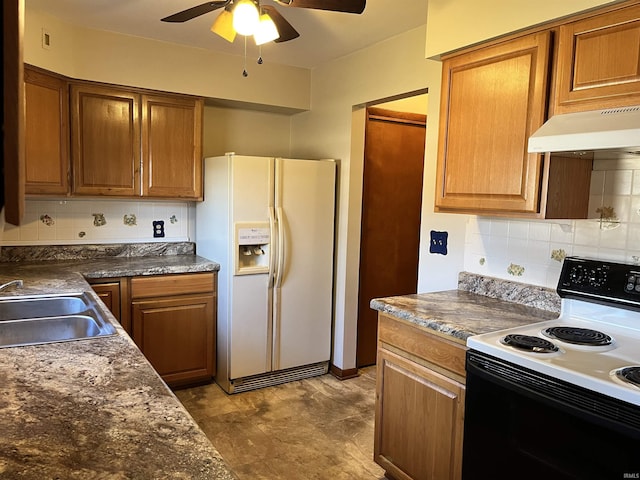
xmin=211 ymin=9 xmax=237 ymax=43
xmin=233 ymin=0 xmax=260 ymax=36
xmin=254 ymin=13 xmax=280 ymax=45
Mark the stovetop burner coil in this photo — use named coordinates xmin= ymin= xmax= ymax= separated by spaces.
xmin=501 ymin=334 xmax=559 ymax=353
xmin=615 ymin=367 xmax=640 ymax=388
xmin=542 ymin=326 xmax=612 ymax=346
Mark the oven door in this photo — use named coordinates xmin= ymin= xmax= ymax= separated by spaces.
xmin=463 ymin=351 xmax=640 ymax=480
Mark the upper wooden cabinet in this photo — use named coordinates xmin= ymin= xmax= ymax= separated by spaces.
xmin=24 ymin=71 xmax=204 ymax=200
xmin=71 ymin=84 xmax=141 ymax=196
xmin=24 ymin=66 xmax=69 ymax=195
xmin=141 ymin=94 xmax=203 ymax=199
xmin=435 ymin=32 xmax=556 ymax=216
xmin=554 ymin=2 xmax=640 ymax=114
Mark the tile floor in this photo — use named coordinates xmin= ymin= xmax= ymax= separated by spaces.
xmin=175 ymin=366 xmax=387 ymax=480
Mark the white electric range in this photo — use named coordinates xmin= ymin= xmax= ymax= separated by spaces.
xmin=468 ymin=256 xmax=640 ymax=405
xmin=462 ymin=257 xmax=640 ymax=479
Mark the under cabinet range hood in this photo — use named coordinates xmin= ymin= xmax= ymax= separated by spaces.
xmin=528 ymin=105 xmax=640 ymax=154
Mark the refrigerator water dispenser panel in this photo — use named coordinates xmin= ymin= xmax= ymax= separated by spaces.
xmin=235 ymin=222 xmax=270 ymax=275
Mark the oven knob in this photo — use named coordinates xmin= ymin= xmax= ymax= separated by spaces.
xmin=627 ymin=282 xmax=636 ymax=292
xmin=630 ymin=275 xmax=637 ymax=283
xmin=635 ymin=285 xmax=640 ymax=293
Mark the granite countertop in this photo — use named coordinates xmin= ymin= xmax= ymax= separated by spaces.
xmin=371 ymin=272 xmax=561 ymax=344
xmin=0 ymin=243 xmax=235 ymax=479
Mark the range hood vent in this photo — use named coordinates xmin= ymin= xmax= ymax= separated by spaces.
xmin=528 ymin=105 xmax=640 ymax=154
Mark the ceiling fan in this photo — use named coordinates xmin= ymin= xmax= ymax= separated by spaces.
xmin=161 ymin=0 xmax=367 ymax=44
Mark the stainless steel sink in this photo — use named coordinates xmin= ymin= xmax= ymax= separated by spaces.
xmin=0 ymin=295 xmax=90 ymax=321
xmin=0 ymin=293 xmax=117 ymax=348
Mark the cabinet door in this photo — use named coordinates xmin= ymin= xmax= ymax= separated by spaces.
xmin=71 ymin=84 xmax=140 ymax=196
xmin=90 ymin=279 xmax=131 ymax=333
xmin=555 ymin=3 xmax=640 ymax=113
xmin=375 ymin=348 xmax=465 ymax=480
xmin=435 ymin=31 xmax=552 ymax=214
xmin=24 ymin=67 xmax=69 ymax=195
xmin=141 ymin=94 xmax=203 ymax=199
xmin=92 ymin=282 xmax=120 ymax=319
xmin=132 ymin=294 xmax=215 ymax=388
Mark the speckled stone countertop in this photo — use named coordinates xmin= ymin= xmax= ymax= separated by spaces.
xmin=0 ymin=243 xmax=235 ymax=479
xmin=371 ymin=272 xmax=560 ymax=344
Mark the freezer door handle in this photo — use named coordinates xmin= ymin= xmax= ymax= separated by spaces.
xmin=275 ymin=206 xmax=286 ymax=288
xmin=268 ymin=206 xmax=277 ymax=288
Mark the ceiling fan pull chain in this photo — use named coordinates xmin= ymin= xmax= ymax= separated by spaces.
xmin=258 ymin=44 xmax=264 ymax=64
xmin=242 ymin=36 xmax=249 ymax=76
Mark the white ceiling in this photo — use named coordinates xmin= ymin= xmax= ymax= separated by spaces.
xmin=26 ymin=0 xmax=429 ymax=69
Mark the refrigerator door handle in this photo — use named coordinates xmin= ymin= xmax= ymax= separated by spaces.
xmin=275 ymin=206 xmax=286 ymax=288
xmin=268 ymin=206 xmax=277 ymax=289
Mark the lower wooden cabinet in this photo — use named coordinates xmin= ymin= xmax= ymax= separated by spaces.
xmin=131 ymin=273 xmax=216 ymax=389
xmin=90 ymin=272 xmax=216 ymax=389
xmin=375 ymin=313 xmax=466 ymax=480
xmin=90 ymin=277 xmax=131 ymax=333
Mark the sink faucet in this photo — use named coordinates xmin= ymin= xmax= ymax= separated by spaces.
xmin=0 ymin=279 xmax=24 ymax=292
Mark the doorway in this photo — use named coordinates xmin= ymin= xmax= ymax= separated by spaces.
xmin=356 ymin=106 xmax=426 ymax=367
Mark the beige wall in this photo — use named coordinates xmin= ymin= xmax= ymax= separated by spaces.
xmin=203 ymin=106 xmax=292 ymax=158
xmin=426 ymin=0 xmax=619 ymax=57
xmin=24 ymin=8 xmax=311 ymax=111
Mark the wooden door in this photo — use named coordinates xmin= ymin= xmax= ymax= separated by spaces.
xmin=141 ymin=94 xmax=203 ymax=199
xmin=356 ymin=107 xmax=426 ymax=367
xmin=71 ymin=84 xmax=140 ymax=196
xmin=24 ymin=67 xmax=69 ymax=195
xmin=434 ymin=31 xmax=551 ymax=214
xmin=555 ymin=3 xmax=640 ymax=113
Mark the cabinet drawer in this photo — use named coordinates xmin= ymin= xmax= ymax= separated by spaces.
xmin=378 ymin=313 xmax=467 ymax=379
xmin=131 ymin=272 xmax=214 ymax=299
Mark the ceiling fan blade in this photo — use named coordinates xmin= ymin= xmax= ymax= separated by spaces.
xmin=262 ymin=5 xmax=300 ymax=43
xmin=273 ymin=0 xmax=365 ymax=14
xmin=161 ymin=1 xmax=229 ymax=23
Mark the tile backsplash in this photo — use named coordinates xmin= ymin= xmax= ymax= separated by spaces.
xmin=1 ymin=199 xmax=193 ymax=246
xmin=464 ymin=156 xmax=640 ymax=288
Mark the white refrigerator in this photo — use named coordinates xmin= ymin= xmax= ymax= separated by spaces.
xmin=195 ymin=154 xmax=336 ymax=393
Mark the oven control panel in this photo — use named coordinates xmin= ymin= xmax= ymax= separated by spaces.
xmin=558 ymin=257 xmax=640 ymax=309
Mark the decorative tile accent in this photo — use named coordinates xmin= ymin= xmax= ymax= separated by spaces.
xmin=123 ymin=214 xmax=137 ymax=226
xmin=550 ymin=249 xmax=566 ymax=262
xmin=92 ymin=213 xmax=107 ymax=227
xmin=507 ymin=263 xmax=525 ymax=276
xmin=39 ymin=214 xmax=54 ymax=226
xmin=596 ymin=205 xmax=620 ymax=230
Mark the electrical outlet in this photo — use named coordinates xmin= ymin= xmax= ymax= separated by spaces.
xmin=429 ymin=230 xmax=448 ymax=255
xmin=153 ymin=220 xmax=165 ymax=238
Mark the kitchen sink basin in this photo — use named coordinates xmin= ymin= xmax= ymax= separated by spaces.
xmin=0 ymin=295 xmax=90 ymax=321
xmin=0 ymin=293 xmax=117 ymax=348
